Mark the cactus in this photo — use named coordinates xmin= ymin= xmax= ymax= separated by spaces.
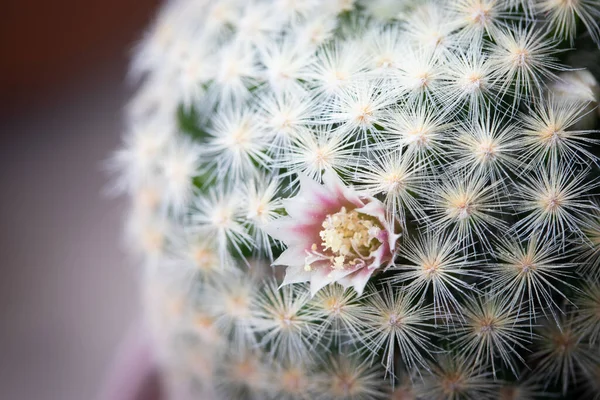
xmin=112 ymin=0 xmax=600 ymax=398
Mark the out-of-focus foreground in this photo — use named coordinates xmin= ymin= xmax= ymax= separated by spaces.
xmin=0 ymin=1 xmax=159 ymax=399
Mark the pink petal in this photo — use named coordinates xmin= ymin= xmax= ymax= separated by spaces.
xmin=273 ymin=246 xmax=307 ymax=268
xmin=370 ymin=246 xmax=386 ymax=269
xmin=322 ymin=169 xmax=364 ymax=208
xmin=281 ymin=264 xmax=312 ymax=286
xmin=282 ymin=197 xmax=329 ymax=222
xmin=356 ymin=199 xmax=386 ymax=221
xmin=263 ymin=217 xmax=317 ymax=246
xmin=297 ymin=173 xmax=341 ymax=210
xmin=338 ymin=267 xmax=376 ymax=297
xmin=387 ymin=231 xmax=402 ymax=257
xmin=309 ymin=266 xmax=356 ymax=297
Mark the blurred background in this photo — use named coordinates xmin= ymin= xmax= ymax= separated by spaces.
xmin=0 ymin=1 xmax=160 ymax=399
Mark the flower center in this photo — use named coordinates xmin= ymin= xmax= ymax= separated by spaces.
xmin=318 ymin=207 xmax=383 ymax=270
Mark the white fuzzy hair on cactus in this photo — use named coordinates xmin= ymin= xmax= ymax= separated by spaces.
xmin=111 ymin=0 xmax=600 ymax=398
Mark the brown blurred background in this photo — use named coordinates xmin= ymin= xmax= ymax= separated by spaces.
xmin=0 ymin=1 xmax=160 ymax=399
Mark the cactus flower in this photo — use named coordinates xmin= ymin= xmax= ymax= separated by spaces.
xmin=266 ymin=170 xmax=400 ymax=296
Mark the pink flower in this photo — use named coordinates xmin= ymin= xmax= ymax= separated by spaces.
xmin=265 ymin=170 xmax=401 ymax=296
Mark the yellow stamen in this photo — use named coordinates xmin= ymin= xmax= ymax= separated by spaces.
xmin=318 ymin=207 xmax=383 ymax=270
